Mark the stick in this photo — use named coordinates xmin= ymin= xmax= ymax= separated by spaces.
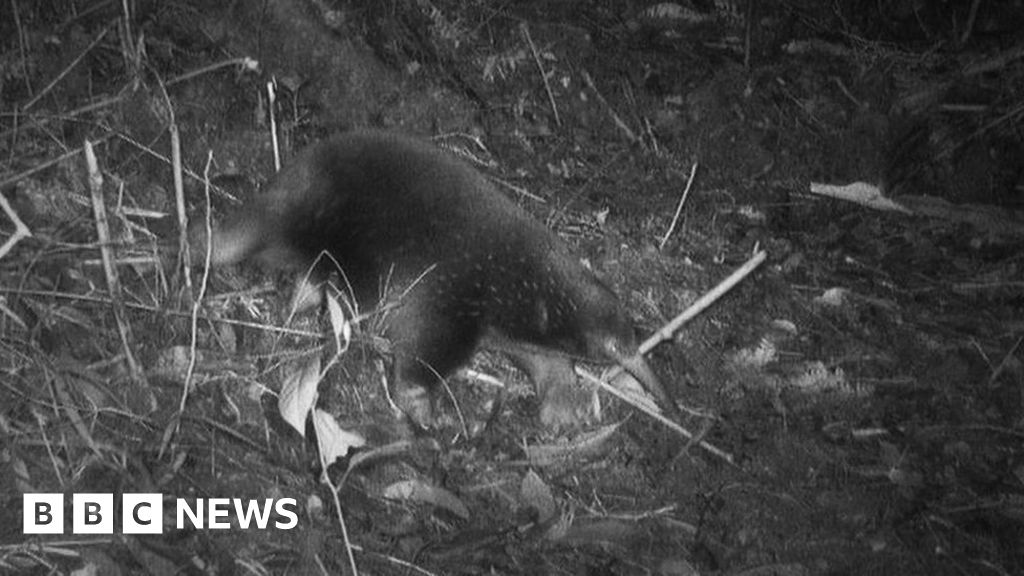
xmin=589 ymin=250 xmax=767 ymax=463
xmin=577 ymin=367 xmax=734 ymax=464
xmin=23 ymin=26 xmax=111 ymax=111
xmin=10 ymin=0 xmax=33 ymax=99
xmin=0 ymin=189 xmax=31 ymax=260
xmin=960 ymin=0 xmax=982 ymax=46
xmin=0 ymin=56 xmax=256 ymax=143
xmin=323 ymin=447 xmax=361 ymax=576
xmin=0 ymin=135 xmax=113 ymax=190
xmin=640 ymin=250 xmax=767 ymax=355
xmin=0 ymin=287 xmax=323 ymax=338
xmin=163 ymin=151 xmax=217 ymax=458
xmin=111 ymin=132 xmax=234 ymax=200
xmin=521 ymin=23 xmax=560 ymax=127
xmin=658 ymin=162 xmax=698 ymax=250
xmin=581 ymin=69 xmax=637 ymax=143
xmin=167 ymin=57 xmax=259 ymax=87
xmin=171 ymin=124 xmax=192 ymax=293
xmin=268 ymin=80 xmax=281 ymax=171
xmin=84 ymin=139 xmax=152 ymax=405
xmin=601 ymin=250 xmax=767 ymax=382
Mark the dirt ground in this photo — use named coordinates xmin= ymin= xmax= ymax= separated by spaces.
xmin=2 ymin=1 xmax=1023 ymax=575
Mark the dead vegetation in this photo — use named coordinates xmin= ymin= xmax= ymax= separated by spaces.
xmin=1 ymin=1 xmax=1023 ymax=575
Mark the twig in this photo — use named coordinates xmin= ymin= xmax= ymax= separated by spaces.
xmin=0 ymin=287 xmax=322 ymax=338
xmin=520 ymin=23 xmax=561 ymax=127
xmin=1 ymin=58 xmax=256 ymax=137
xmin=949 ymin=101 xmax=1024 ymax=160
xmin=490 ymin=176 xmax=545 ymax=203
xmin=33 ymin=409 xmax=65 ymax=488
xmin=324 ymin=469 xmax=360 ymax=575
xmin=317 ymin=361 xmax=361 ymax=576
xmin=0 ymin=188 xmax=32 ymax=260
xmin=171 ymin=124 xmax=192 ymax=294
xmin=83 ymin=139 xmax=152 ymax=406
xmin=55 ymin=0 xmax=116 ymax=32
xmin=23 ymin=26 xmax=111 ymax=111
xmin=50 ymin=369 xmax=104 ymax=460
xmin=601 ymin=249 xmax=767 ymax=389
xmin=1 ymin=56 xmax=254 ymax=142
xmin=121 ymin=0 xmax=133 ymax=53
xmin=4 ymin=107 xmax=19 ymax=166
xmin=119 ymin=0 xmax=141 ymax=76
xmin=164 ymin=151 xmax=216 ymax=457
xmin=166 ymin=57 xmax=259 ymax=87
xmin=987 ymin=336 xmax=1023 ymax=387
xmin=962 ymin=43 xmax=1024 ymax=77
xmin=268 ymin=80 xmax=281 ymax=171
xmin=0 ymin=135 xmax=113 ymax=190
xmin=362 ymin=549 xmax=437 ymax=576
xmin=590 ymin=250 xmax=767 ymax=463
xmin=548 ymin=149 xmax=626 ymax=227
xmin=10 ymin=0 xmax=32 ymax=99
xmin=743 ymin=0 xmax=753 ymax=70
xmin=0 ymin=297 xmax=27 ymax=329
xmin=658 ymin=162 xmax=698 ymax=250
xmin=0 ymin=92 xmax=126 ymax=143
xmin=830 ymin=76 xmax=863 ymax=108
xmin=581 ymin=69 xmax=637 ymax=143
xmin=960 ymin=0 xmax=982 ymax=46
xmin=640 ymin=250 xmax=767 ymax=355
xmin=110 ymin=132 xmax=234 ymax=200
xmin=577 ymin=367 xmax=734 ymax=464
xmin=184 ymin=415 xmax=267 ymax=453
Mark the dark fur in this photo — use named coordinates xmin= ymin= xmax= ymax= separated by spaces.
xmin=195 ymin=131 xmax=677 ymax=426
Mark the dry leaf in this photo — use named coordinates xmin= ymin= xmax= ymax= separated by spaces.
xmin=384 ymin=479 xmax=470 ymax=519
xmin=525 ymin=422 xmax=621 ymax=467
xmin=326 ymin=291 xmax=351 ymax=351
xmin=312 ymin=408 xmax=366 ymax=465
xmin=278 ymin=357 xmax=322 ymax=436
xmin=519 ymin=470 xmax=556 ymax=524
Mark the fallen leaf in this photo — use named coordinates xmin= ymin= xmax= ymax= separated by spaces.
xmin=278 ymin=357 xmax=321 ymax=436
xmin=384 ymin=479 xmax=470 ymax=520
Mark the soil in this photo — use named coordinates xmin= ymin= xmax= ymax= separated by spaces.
xmin=1 ymin=1 xmax=1022 ymax=575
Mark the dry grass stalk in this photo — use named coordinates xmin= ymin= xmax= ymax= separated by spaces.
xmin=84 ymin=139 xmax=153 ymax=411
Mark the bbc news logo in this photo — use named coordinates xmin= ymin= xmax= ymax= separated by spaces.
xmin=23 ymin=494 xmax=299 ymax=534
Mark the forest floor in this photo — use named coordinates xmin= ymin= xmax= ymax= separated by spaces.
xmin=1 ymin=1 xmax=1023 ymax=575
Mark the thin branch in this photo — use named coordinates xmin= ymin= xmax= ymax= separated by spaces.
xmin=0 ymin=135 xmax=113 ymax=190
xmin=110 ymin=132 xmax=235 ymax=201
xmin=0 ymin=189 xmax=32 ymax=260
xmin=581 ymin=69 xmax=637 ymax=143
xmin=0 ymin=92 xmax=124 ymax=142
xmin=0 ymin=55 xmax=253 ymax=142
xmin=589 ymin=250 xmax=767 ymax=462
xmin=10 ymin=0 xmax=33 ymax=98
xmin=960 ymin=0 xmax=982 ymax=46
xmin=640 ymin=250 xmax=767 ymax=356
xmin=23 ymin=26 xmax=111 ymax=111
xmin=84 ymin=139 xmax=152 ymax=406
xmin=166 ymin=57 xmax=259 ymax=87
xmin=163 ymin=151 xmax=216 ymax=458
xmin=171 ymin=124 xmax=192 ymax=293
xmin=577 ymin=367 xmax=735 ymax=464
xmin=602 ymin=249 xmax=768 ymax=388
xmin=521 ymin=23 xmax=561 ymax=127
xmin=658 ymin=162 xmax=698 ymax=250
xmin=743 ymin=0 xmax=753 ymax=70
xmin=0 ymin=286 xmax=322 ymax=338
xmin=268 ymin=80 xmax=281 ymax=171
xmin=324 ymin=469 xmax=360 ymax=576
